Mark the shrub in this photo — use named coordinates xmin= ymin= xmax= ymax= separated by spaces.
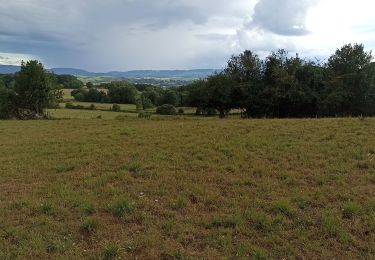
xmin=112 ymin=103 xmax=121 ymax=112
xmin=195 ymin=107 xmax=217 ymax=116
xmin=178 ymin=108 xmax=185 ymax=114
xmin=89 ymin=104 xmax=96 ymax=110
xmin=65 ymin=102 xmax=74 ymax=109
xmin=138 ymin=112 xmax=152 ymax=119
xmin=156 ymin=104 xmax=177 ymax=115
xmin=65 ymin=102 xmax=84 ymax=110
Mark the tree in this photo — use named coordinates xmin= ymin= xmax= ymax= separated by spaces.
xmin=159 ymin=89 xmax=178 ymax=106
xmin=107 ymin=82 xmax=138 ymax=104
xmin=13 ymin=60 xmax=58 ymax=116
xmin=205 ymin=73 xmax=235 ymax=118
xmin=86 ymin=82 xmax=94 ymax=89
xmin=323 ymin=43 xmax=374 ymax=116
xmin=57 ymin=75 xmax=84 ymax=89
xmin=156 ymin=104 xmax=177 ymax=115
xmin=225 ymin=50 xmax=264 ymax=117
xmin=0 ymin=87 xmax=15 ymax=118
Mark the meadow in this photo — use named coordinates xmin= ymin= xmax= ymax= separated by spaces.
xmin=0 ymin=112 xmax=374 ymax=259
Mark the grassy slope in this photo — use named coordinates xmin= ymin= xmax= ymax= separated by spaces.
xmin=0 ymin=117 xmax=374 ymax=259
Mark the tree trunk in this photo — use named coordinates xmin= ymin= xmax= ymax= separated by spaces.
xmin=219 ymin=109 xmax=225 ymax=119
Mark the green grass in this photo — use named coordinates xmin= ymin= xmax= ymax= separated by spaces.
xmin=0 ymin=116 xmax=374 ymax=258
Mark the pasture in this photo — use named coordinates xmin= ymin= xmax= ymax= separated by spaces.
xmin=0 ymin=115 xmax=374 ymax=259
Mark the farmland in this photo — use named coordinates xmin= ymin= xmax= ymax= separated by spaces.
xmin=0 ymin=114 xmax=374 ymax=259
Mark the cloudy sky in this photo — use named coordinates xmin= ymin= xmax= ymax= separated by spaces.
xmin=0 ymin=0 xmax=374 ymax=71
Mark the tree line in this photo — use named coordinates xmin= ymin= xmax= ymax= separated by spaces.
xmin=71 ymin=82 xmax=181 ymax=110
xmin=0 ymin=72 xmax=84 ymax=90
xmin=1 ymin=43 xmax=374 ymax=119
xmin=183 ymin=43 xmax=375 ymax=118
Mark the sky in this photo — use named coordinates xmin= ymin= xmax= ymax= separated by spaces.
xmin=0 ymin=0 xmax=374 ymax=71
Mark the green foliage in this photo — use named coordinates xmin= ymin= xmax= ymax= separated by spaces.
xmin=156 ymin=104 xmax=177 ymax=115
xmin=185 ymin=43 xmax=375 ymax=118
xmin=159 ymin=89 xmax=178 ymax=106
xmin=0 ymin=86 xmax=15 ymax=119
xmin=1 ymin=61 xmax=62 ymax=119
xmin=56 ymin=74 xmax=84 ymax=89
xmin=111 ymin=103 xmax=121 ymax=112
xmin=72 ymin=88 xmax=107 ymax=103
xmin=138 ymin=112 xmax=152 ymax=119
xmin=13 ymin=61 xmax=56 ymax=115
xmin=107 ymin=81 xmax=138 ymax=104
xmin=65 ymin=102 xmax=84 ymax=109
xmin=178 ymin=108 xmax=184 ymax=114
xmin=195 ymin=107 xmax=217 ymax=116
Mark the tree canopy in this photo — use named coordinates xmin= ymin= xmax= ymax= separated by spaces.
xmin=0 ymin=60 xmax=62 ymax=119
xmin=185 ymin=43 xmax=374 ymax=118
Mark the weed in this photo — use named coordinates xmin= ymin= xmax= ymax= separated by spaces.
xmin=80 ymin=203 xmax=95 ymax=215
xmin=292 ymin=195 xmax=310 ymax=210
xmin=55 ymin=164 xmax=75 ymax=173
xmin=121 ymin=162 xmax=143 ymax=174
xmin=321 ymin=211 xmax=342 ymax=237
xmin=36 ymin=203 xmax=53 ymax=215
xmin=271 ymin=200 xmax=293 ymax=217
xmin=102 ymin=243 xmax=119 ymax=260
xmin=342 ymin=201 xmax=360 ymax=219
xmin=80 ymin=218 xmax=99 ymax=235
xmin=109 ymin=198 xmax=133 ymax=218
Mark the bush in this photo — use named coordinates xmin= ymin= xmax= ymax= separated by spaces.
xmin=178 ymin=108 xmax=185 ymax=114
xmin=138 ymin=112 xmax=152 ymax=119
xmin=65 ymin=102 xmax=84 ymax=110
xmin=196 ymin=107 xmax=217 ymax=116
xmin=112 ymin=103 xmax=121 ymax=112
xmin=156 ymin=104 xmax=177 ymax=115
xmin=89 ymin=104 xmax=96 ymax=110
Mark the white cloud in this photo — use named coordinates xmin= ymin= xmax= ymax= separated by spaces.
xmin=0 ymin=52 xmax=40 ymax=66
xmin=0 ymin=0 xmax=374 ymax=70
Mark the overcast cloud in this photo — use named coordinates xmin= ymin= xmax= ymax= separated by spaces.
xmin=0 ymin=0 xmax=374 ymax=71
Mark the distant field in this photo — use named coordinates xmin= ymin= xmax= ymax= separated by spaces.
xmin=0 ymin=116 xmax=374 ymax=259
xmin=62 ymin=102 xmax=139 ymax=112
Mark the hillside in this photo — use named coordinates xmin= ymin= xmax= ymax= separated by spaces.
xmin=0 ymin=65 xmax=218 ymax=79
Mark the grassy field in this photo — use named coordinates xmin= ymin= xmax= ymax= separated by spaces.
xmin=0 ymin=115 xmax=374 ymax=259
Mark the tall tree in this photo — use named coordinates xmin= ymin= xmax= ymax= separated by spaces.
xmin=14 ymin=60 xmax=57 ymax=115
xmin=323 ymin=43 xmax=373 ymax=116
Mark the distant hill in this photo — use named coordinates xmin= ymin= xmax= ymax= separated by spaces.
xmin=0 ymin=65 xmax=218 ymax=79
xmin=0 ymin=65 xmax=21 ymax=74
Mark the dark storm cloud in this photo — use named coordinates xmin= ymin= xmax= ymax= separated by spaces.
xmin=250 ymin=0 xmax=316 ymax=36
xmin=0 ymin=0 xmax=372 ymax=70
